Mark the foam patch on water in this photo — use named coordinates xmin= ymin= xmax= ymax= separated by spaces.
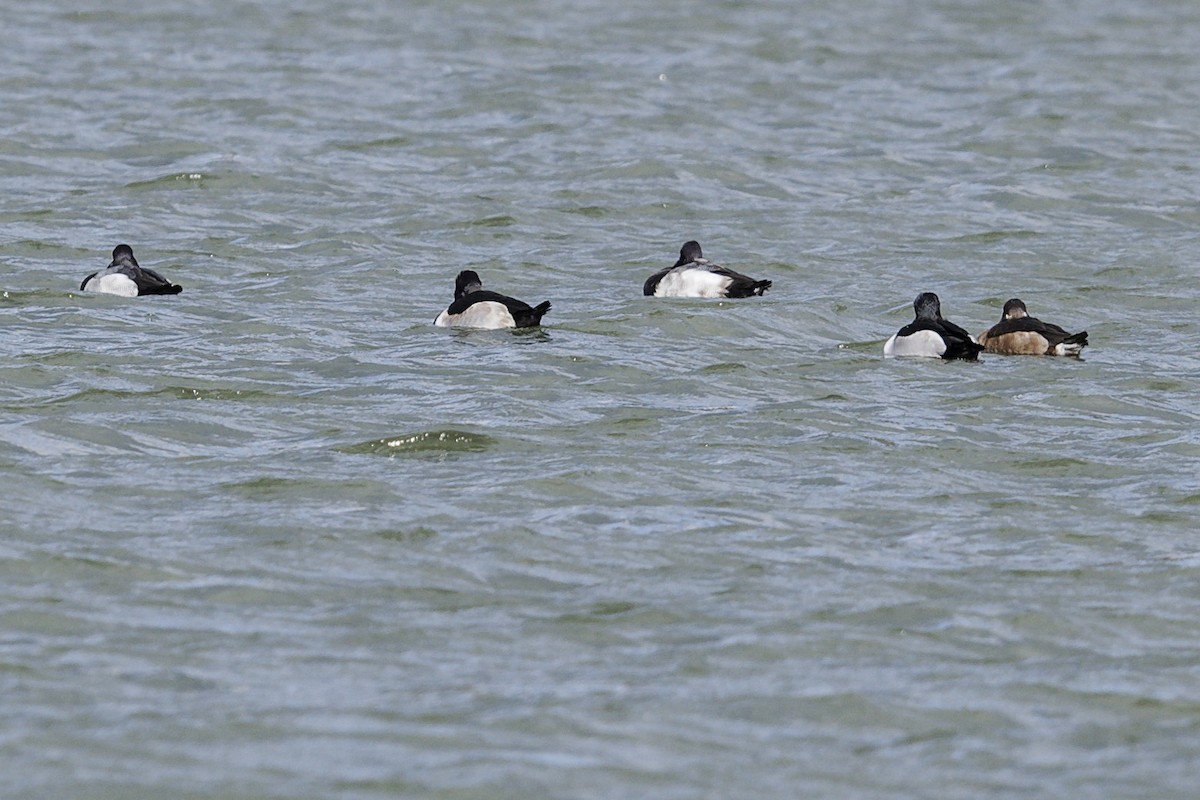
xmin=342 ymin=429 xmax=496 ymax=456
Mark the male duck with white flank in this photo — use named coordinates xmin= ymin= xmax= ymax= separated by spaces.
xmin=884 ymin=292 xmax=984 ymax=360
xmin=977 ymin=298 xmax=1088 ymax=356
xmin=81 ymin=244 xmax=183 ymax=297
xmin=434 ymin=270 xmax=551 ymax=329
xmin=643 ymin=241 xmax=772 ymax=298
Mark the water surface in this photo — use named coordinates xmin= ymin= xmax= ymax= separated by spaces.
xmin=3 ymin=1 xmax=1200 ymax=797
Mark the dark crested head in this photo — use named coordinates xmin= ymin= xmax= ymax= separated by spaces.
xmin=110 ymin=243 xmax=137 ymax=266
xmin=1002 ymin=298 xmax=1028 ymax=320
xmin=674 ymin=240 xmax=704 ymax=267
xmin=913 ymin=291 xmax=942 ymax=320
xmin=454 ymin=270 xmax=483 ymax=299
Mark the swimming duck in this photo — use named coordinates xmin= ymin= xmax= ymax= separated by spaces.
xmin=643 ymin=241 xmax=772 ymax=298
xmin=977 ymin=298 xmax=1088 ymax=356
xmin=434 ymin=270 xmax=551 ymax=329
xmin=884 ymin=292 xmax=984 ymax=360
xmin=80 ymin=245 xmax=182 ymax=296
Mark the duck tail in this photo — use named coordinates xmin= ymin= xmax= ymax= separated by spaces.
xmin=1054 ymin=330 xmax=1088 ymax=356
xmin=140 ymin=284 xmax=183 ymax=295
xmin=529 ymin=300 xmax=552 ymax=325
xmin=944 ymin=338 xmax=985 ymax=361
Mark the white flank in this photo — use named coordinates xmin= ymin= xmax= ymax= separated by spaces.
xmin=84 ymin=272 xmax=139 ymax=297
xmin=434 ymin=301 xmax=516 ymax=329
xmin=883 ymin=329 xmax=946 ymax=358
xmin=653 ymin=268 xmax=732 ymax=298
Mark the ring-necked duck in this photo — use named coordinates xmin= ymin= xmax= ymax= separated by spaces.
xmin=884 ymin=292 xmax=983 ymax=360
xmin=434 ymin=270 xmax=551 ymax=329
xmin=643 ymin=241 xmax=771 ymax=298
xmin=80 ymin=245 xmax=182 ymax=296
xmin=978 ymin=298 xmax=1088 ymax=356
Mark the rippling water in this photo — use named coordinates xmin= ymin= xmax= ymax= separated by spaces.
xmin=4 ymin=1 xmax=1200 ymax=797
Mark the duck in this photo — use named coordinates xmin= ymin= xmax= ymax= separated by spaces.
xmin=643 ymin=241 xmax=772 ymax=298
xmin=433 ymin=270 xmax=551 ymax=329
xmin=883 ymin=292 xmax=984 ymax=360
xmin=80 ymin=244 xmax=182 ymax=296
xmin=977 ymin=298 xmax=1088 ymax=356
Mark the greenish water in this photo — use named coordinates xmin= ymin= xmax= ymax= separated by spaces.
xmin=3 ymin=1 xmax=1199 ymax=797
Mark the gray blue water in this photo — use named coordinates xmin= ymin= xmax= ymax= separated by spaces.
xmin=3 ymin=1 xmax=1200 ymax=797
